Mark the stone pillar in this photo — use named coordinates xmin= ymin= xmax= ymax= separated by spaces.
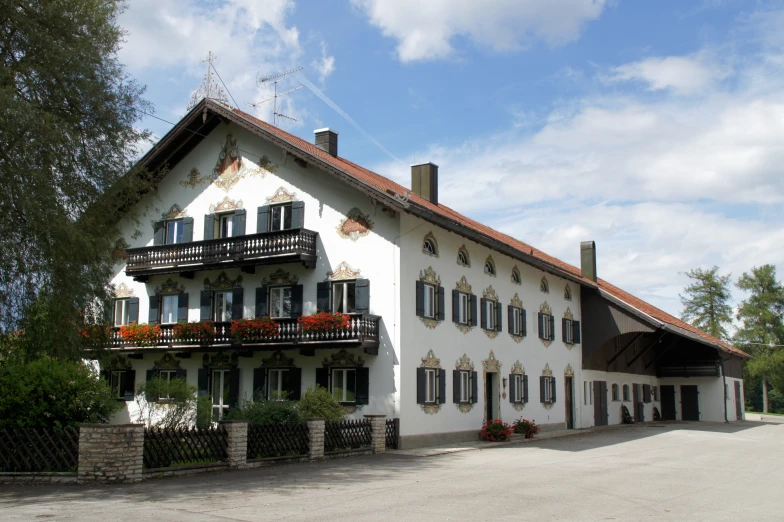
xmin=305 ymin=418 xmax=325 ymax=461
xmin=364 ymin=414 xmax=387 ymax=454
xmin=77 ymin=424 xmax=144 ymax=484
xmin=220 ymin=420 xmax=248 ymax=470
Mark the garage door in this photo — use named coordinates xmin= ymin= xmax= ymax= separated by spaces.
xmin=680 ymin=385 xmax=700 ymax=421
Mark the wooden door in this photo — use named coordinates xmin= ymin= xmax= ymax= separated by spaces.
xmin=680 ymin=385 xmax=700 ymax=421
xmin=633 ymin=384 xmax=644 ymax=422
xmin=593 ymin=381 xmax=608 ymax=426
xmin=734 ymin=381 xmax=743 ymax=420
xmin=564 ymin=377 xmax=574 ymax=429
xmin=660 ymin=385 xmax=676 ymax=420
xmin=485 ymin=374 xmax=494 ymax=421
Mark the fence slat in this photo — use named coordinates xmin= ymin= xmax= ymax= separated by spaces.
xmin=143 ymin=426 xmax=228 ymax=469
xmin=247 ymin=423 xmax=309 ymax=460
xmin=324 ymin=419 xmax=372 ymax=453
xmin=0 ymin=427 xmax=79 ymax=472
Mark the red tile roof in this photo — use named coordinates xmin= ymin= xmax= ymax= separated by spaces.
xmin=220 ymin=105 xmax=747 ymax=357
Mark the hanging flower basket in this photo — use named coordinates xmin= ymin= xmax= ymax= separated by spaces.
xmin=230 ymin=317 xmax=280 ymax=342
xmin=79 ymin=324 xmax=113 ymax=346
xmin=512 ymin=418 xmax=540 ymax=439
xmin=173 ymin=320 xmax=215 ymax=343
xmin=298 ymin=312 xmax=351 ymax=335
xmin=478 ymin=419 xmax=513 ymax=442
xmin=119 ymin=323 xmax=161 ymax=347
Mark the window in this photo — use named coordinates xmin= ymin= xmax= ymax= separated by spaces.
xmin=484 ymin=299 xmax=497 ymax=330
xmin=110 ymin=371 xmax=128 ymax=399
xmin=332 ymin=281 xmax=356 ymax=314
xmin=458 ymin=292 xmax=469 ymax=324
xmin=157 ymin=370 xmax=177 ymax=400
xmin=459 ymin=371 xmax=470 ymax=403
xmin=511 ymin=268 xmax=521 ymax=285
xmin=423 ymin=283 xmax=436 ymax=319
xmin=512 ymin=374 xmax=523 ymax=403
xmin=218 ymin=213 xmax=234 ymax=238
xmin=484 ymin=259 xmax=495 ymax=276
xmin=113 ymin=299 xmax=130 ymax=327
xmin=160 ymin=295 xmax=178 ymax=324
xmin=564 ymin=285 xmax=572 ymax=301
xmin=423 ymin=236 xmax=438 ymax=256
xmin=457 ymin=247 xmax=470 ymax=267
xmin=270 ymin=286 xmax=292 ymax=318
xmin=270 ymin=203 xmax=292 ymax=231
xmin=564 ymin=318 xmax=574 ymax=343
xmin=540 ymin=277 xmax=549 ymax=293
xmin=212 ymin=369 xmax=230 ymax=420
xmin=539 ymin=312 xmax=553 ymax=340
xmin=212 ymin=291 xmax=233 ymax=322
xmin=653 ymin=386 xmax=660 ymax=402
xmin=511 ymin=307 xmax=524 ymax=336
xmin=542 ymin=376 xmax=552 ymax=403
xmin=331 ymin=368 xmax=356 ymax=403
xmin=425 ymin=368 xmax=437 ymax=403
xmin=612 ymin=383 xmax=620 ymax=401
xmin=622 ymin=384 xmax=630 ymax=402
xmin=165 ymin=219 xmax=184 ymax=244
xmin=268 ymin=369 xmax=289 ymax=400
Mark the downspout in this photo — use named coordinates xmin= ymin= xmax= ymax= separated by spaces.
xmin=719 ymin=355 xmax=729 ymax=423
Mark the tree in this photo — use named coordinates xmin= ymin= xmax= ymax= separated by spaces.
xmin=0 ymin=1 xmax=153 ymax=359
xmin=134 ymin=377 xmax=197 ymax=429
xmin=680 ymin=266 xmax=734 ymax=340
xmin=735 ymin=265 xmax=784 ymax=412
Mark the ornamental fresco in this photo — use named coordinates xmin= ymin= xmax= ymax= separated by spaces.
xmin=162 ymin=204 xmax=188 ymax=219
xmin=337 ymin=207 xmax=374 ymax=241
xmin=155 ymin=278 xmax=184 ymax=295
xmin=419 ymin=267 xmax=441 ymax=330
xmin=204 ymin=272 xmax=242 ymax=290
xmin=454 ymin=276 xmax=473 ymax=335
xmin=328 ymin=261 xmax=361 ymax=281
xmin=210 ymin=134 xmax=277 ymax=192
xmin=511 ymin=360 xmax=526 ymax=412
xmin=209 ymin=196 xmax=243 ymax=213
xmin=455 ymin=354 xmax=475 ymax=413
xmin=540 ymin=301 xmax=553 ymax=348
xmin=266 ymin=186 xmax=297 ymax=204
xmin=263 ymin=268 xmax=298 ymax=285
xmin=113 ymin=282 xmax=135 ymax=298
xmin=180 ymin=167 xmax=209 ymax=189
xmin=420 ymin=349 xmax=442 ymax=415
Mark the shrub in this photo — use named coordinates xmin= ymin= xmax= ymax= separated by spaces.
xmin=0 ymin=358 xmax=121 ymax=430
xmin=298 ymin=386 xmax=346 ymax=422
xmin=479 ymin=419 xmax=513 ymax=442
xmin=298 ymin=312 xmax=350 ymax=335
xmin=512 ymin=418 xmax=540 ymax=438
xmin=119 ymin=323 xmax=160 ymax=346
xmin=196 ymin=395 xmax=213 ymax=429
xmin=225 ymin=395 xmax=302 ymax=425
xmin=230 ymin=317 xmax=279 ymax=342
xmin=173 ymin=320 xmax=215 ymax=343
xmin=134 ymin=377 xmax=197 ymax=429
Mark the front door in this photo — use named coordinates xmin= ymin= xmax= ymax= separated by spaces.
xmin=633 ymin=384 xmax=644 ymax=422
xmin=734 ymin=381 xmax=743 ymax=420
xmin=485 ymin=373 xmax=495 ymax=422
xmin=565 ymin=377 xmax=574 ymax=429
xmin=593 ymin=381 xmax=608 ymax=426
xmin=660 ymin=385 xmax=676 ymax=420
xmin=681 ymin=385 xmax=700 ymax=421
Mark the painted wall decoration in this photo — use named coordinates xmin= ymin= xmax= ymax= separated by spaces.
xmin=511 ymin=360 xmax=526 ymax=412
xmin=564 ymin=283 xmax=572 ymax=301
xmin=564 ymin=364 xmax=574 ymax=378
xmin=180 ymin=167 xmax=209 ymax=189
xmin=337 ymin=207 xmax=374 ymax=241
xmin=511 ymin=266 xmax=522 ymax=285
xmin=152 ymin=353 xmax=181 ymax=370
xmin=211 ymin=133 xmax=277 ymax=191
xmin=540 ymin=301 xmax=553 ymax=348
xmin=419 ymin=267 xmax=441 ymax=330
xmin=483 ymin=286 xmax=499 ymax=340
xmin=541 ymin=363 xmax=553 ymax=410
xmin=420 ymin=349 xmax=442 ymax=415
xmin=266 ymin=186 xmax=297 ymax=204
xmin=263 ymin=268 xmax=298 ymax=285
xmin=540 ymin=276 xmax=549 ymax=293
xmin=482 ymin=350 xmax=502 ymax=373
xmin=455 ymin=354 xmax=475 ymax=413
xmin=454 ymin=276 xmax=473 ymax=335
xmin=209 ymin=196 xmax=243 ymax=213
xmin=204 ymin=272 xmax=243 ymax=290
xmin=323 ymin=348 xmax=365 ymax=368
xmin=328 ymin=261 xmax=361 ymax=281
xmin=482 ymin=350 xmax=502 ymax=420
xmin=262 ymin=350 xmax=295 ymax=368
xmin=203 ymin=351 xmax=238 ymax=368
xmin=113 ymin=282 xmax=135 ymax=298
xmin=162 ymin=204 xmax=188 ymax=219
xmin=509 ymin=293 xmax=524 ymax=343
xmin=111 ymin=238 xmax=130 ymax=262
xmin=564 ymin=307 xmax=575 ymax=348
xmin=155 ymin=278 xmax=184 ymax=295
xmin=457 ymin=245 xmax=471 ymax=267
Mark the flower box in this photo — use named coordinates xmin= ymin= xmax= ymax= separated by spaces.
xmin=119 ymin=323 xmax=161 ymax=347
xmin=173 ymin=320 xmax=215 ymax=343
xmin=298 ymin=312 xmax=350 ymax=335
xmin=230 ymin=317 xmax=280 ymax=342
xmin=80 ymin=324 xmax=113 ymax=346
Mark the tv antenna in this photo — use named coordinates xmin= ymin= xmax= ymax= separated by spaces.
xmin=187 ymin=51 xmax=231 ymax=110
xmin=253 ymin=67 xmax=304 ymax=126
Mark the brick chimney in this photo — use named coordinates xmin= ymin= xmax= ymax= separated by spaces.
xmin=411 ymin=162 xmax=439 ymax=205
xmin=314 ymin=128 xmax=338 ymax=157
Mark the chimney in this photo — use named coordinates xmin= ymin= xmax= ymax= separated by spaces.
xmin=580 ymin=241 xmax=597 ymax=282
xmin=411 ymin=162 xmax=439 ymax=205
xmin=314 ymin=128 xmax=338 ymax=156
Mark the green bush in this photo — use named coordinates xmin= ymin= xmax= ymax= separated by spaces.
xmin=0 ymin=357 xmax=121 ymax=429
xmin=298 ymin=386 xmax=345 ymax=422
xmin=225 ymin=395 xmax=302 ymax=425
xmin=134 ymin=377 xmax=197 ymax=429
xmin=196 ymin=395 xmax=213 ymax=429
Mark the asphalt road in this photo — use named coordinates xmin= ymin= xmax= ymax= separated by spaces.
xmin=2 ymin=420 xmax=783 ymax=521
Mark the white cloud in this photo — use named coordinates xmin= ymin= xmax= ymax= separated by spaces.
xmin=602 ymin=52 xmax=733 ymax=94
xmin=351 ymin=0 xmax=607 ymax=62
xmin=313 ymin=42 xmax=335 ymax=85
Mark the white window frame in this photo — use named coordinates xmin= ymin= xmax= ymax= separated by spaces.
xmin=423 ymin=283 xmax=436 ymax=319
xmin=270 ymin=203 xmax=292 ymax=231
xmin=541 ymin=313 xmax=552 ymax=339
xmin=511 ymin=270 xmax=521 ymax=284
xmin=213 ymin=290 xmax=233 ymax=322
xmin=458 ymin=292 xmax=469 ymax=325
xmin=331 ymin=368 xmax=357 ymax=403
xmin=542 ymin=376 xmax=552 ymax=404
xmin=425 ymin=368 xmax=437 ymax=403
xmin=423 ymin=238 xmax=437 ymax=256
xmin=485 ymin=300 xmax=496 ymax=330
xmin=268 ymin=369 xmax=289 ymax=400
xmin=269 ymin=286 xmax=292 ymax=319
xmin=212 ymin=369 xmax=230 ymax=420
xmin=110 ymin=370 xmax=126 ymax=399
xmin=165 ymin=219 xmax=183 ymax=244
xmin=218 ymin=213 xmax=234 ymax=238
xmin=160 ymin=295 xmax=178 ymax=325
xmin=332 ymin=281 xmax=356 ymax=314
xmin=459 ymin=370 xmax=470 ymax=403
xmin=157 ymin=370 xmax=176 ymax=400
xmin=511 ymin=307 xmax=522 ymax=336
xmin=457 ymin=250 xmax=469 ymax=266
xmin=513 ymin=374 xmax=523 ymax=403
xmin=484 ymin=260 xmax=495 ymax=275
xmin=113 ymin=298 xmax=130 ymax=327
xmin=564 ymin=318 xmax=574 ymax=343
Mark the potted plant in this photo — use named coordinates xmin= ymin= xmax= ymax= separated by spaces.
xmin=230 ymin=317 xmax=279 ymax=343
xmin=119 ymin=323 xmax=161 ymax=347
xmin=173 ymin=320 xmax=215 ymax=343
xmin=298 ymin=312 xmax=351 ymax=335
xmin=478 ymin=419 xmax=513 ymax=442
xmin=513 ymin=418 xmax=540 ymax=439
xmin=79 ymin=324 xmax=113 ymax=346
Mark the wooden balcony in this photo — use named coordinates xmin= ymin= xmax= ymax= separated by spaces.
xmin=104 ymin=314 xmax=382 ymax=355
xmin=125 ymin=228 xmax=318 ymax=280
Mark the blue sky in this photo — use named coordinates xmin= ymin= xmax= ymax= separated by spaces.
xmin=119 ymin=0 xmax=784 ymax=326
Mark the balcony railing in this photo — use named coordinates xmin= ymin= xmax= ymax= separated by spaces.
xmin=125 ymin=228 xmax=318 ymax=278
xmin=104 ymin=314 xmax=381 ymax=354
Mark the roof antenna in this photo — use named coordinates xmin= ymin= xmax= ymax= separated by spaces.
xmin=253 ymin=67 xmax=304 ymax=126
xmin=188 ymin=51 xmax=230 ymax=111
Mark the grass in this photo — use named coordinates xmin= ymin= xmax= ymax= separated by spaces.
xmin=746 ymin=411 xmax=784 ymax=416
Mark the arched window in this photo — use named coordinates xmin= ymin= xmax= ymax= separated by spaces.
xmin=612 ymin=383 xmax=620 ymax=401
xmin=540 ymin=277 xmax=549 ymax=293
xmin=622 ymin=384 xmax=630 ymax=402
xmin=511 ymin=267 xmax=521 ymax=285
xmin=457 ymin=246 xmax=470 ymax=267
xmin=484 ymin=257 xmax=496 ymax=276
xmin=564 ymin=284 xmax=572 ymax=301
xmin=422 ymin=233 xmax=438 ymax=257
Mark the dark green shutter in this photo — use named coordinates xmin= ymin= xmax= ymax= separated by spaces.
xmin=508 ymin=305 xmax=514 ymax=334
xmin=355 ymin=279 xmax=370 ymax=313
xmin=495 ymin=301 xmax=503 ymax=332
xmin=153 ymin=221 xmax=165 ymax=245
xmin=204 ymin=214 xmax=216 ymax=240
xmin=231 ymin=287 xmax=244 ymax=320
xmin=416 ymin=367 xmax=426 ymax=404
xmin=436 ymin=286 xmax=445 ymax=321
xmin=523 ymin=375 xmax=529 ymax=403
xmin=315 ymin=367 xmax=329 ymax=390
xmin=198 ymin=368 xmax=209 ymax=397
xmin=291 ymin=201 xmax=305 ymax=229
xmin=540 ymin=376 xmax=546 ymax=403
xmin=438 ymin=369 xmax=446 ymax=405
xmin=228 ymin=367 xmax=240 ymax=407
xmin=200 ymin=290 xmax=212 ymax=321
xmin=177 ymin=293 xmax=189 ymax=322
xmin=452 ymin=290 xmax=460 ymax=323
xmin=415 ymin=281 xmax=425 ymax=317
xmin=255 ymin=286 xmax=268 ymax=317
xmin=469 ymin=294 xmax=478 ymax=327
xmin=573 ymin=321 xmax=581 ymax=344
xmin=549 ymin=315 xmax=556 ymax=341
xmin=128 ymin=297 xmax=139 ymax=324
xmin=521 ymin=309 xmax=527 ymax=336
xmin=509 ymin=374 xmax=516 ymax=404
xmin=256 ymin=205 xmax=270 ymax=233
xmin=316 ymin=282 xmax=330 ymax=312
xmin=538 ymin=312 xmax=545 ymax=339
xmin=471 ymin=371 xmax=478 ymax=404
xmin=480 ymin=298 xmax=487 ymax=329
xmin=148 ymin=295 xmax=159 ymax=324
xmin=124 ymin=370 xmax=136 ymax=400
xmin=181 ymin=217 xmax=194 ymax=243
xmin=287 ymin=368 xmax=302 ymax=400
xmin=562 ymin=318 xmax=569 ymax=342
xmin=355 ymin=367 xmax=369 ymax=405
xmin=291 ymin=284 xmax=304 ymax=318
xmin=551 ymin=377 xmax=557 ymax=403
xmin=175 ymin=368 xmax=187 ymax=381
xmin=232 ymin=209 xmax=246 ymax=236
xmin=453 ymin=370 xmax=461 ymax=403
xmin=253 ymin=368 xmax=267 ymax=399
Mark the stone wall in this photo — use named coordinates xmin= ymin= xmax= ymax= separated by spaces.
xmin=77 ymin=424 xmax=144 ymax=484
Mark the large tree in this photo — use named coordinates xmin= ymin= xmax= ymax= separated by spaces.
xmin=679 ymin=266 xmax=734 ymax=340
xmin=735 ymin=265 xmax=784 ymax=412
xmin=0 ymin=1 xmax=152 ymax=359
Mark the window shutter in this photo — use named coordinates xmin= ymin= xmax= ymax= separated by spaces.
xmin=523 ymin=375 xmax=529 ymax=403
xmin=562 ymin=318 xmax=569 ymax=342
xmin=452 ymin=290 xmax=460 ymax=323
xmin=438 ymin=369 xmax=446 ymax=405
xmin=496 ymin=301 xmax=503 ymax=332
xmin=355 ymin=279 xmax=370 ymax=314
xmin=316 ymin=282 xmax=330 ymax=312
xmin=128 ymin=297 xmax=139 ymax=324
xmin=415 ymin=281 xmax=425 ymax=318
xmin=355 ymin=367 xmax=369 ymax=405
xmin=549 ymin=315 xmax=556 ymax=341
xmin=291 ymin=201 xmax=305 ymax=229
xmin=175 ymin=368 xmax=187 ymax=381
xmin=231 ymin=287 xmax=244 ymax=320
xmin=452 ymin=370 xmax=461 ymax=403
xmin=540 ymin=376 xmax=546 ymax=403
xmin=573 ymin=320 xmax=581 ymax=344
xmin=469 ymin=294 xmax=478 ymax=327
xmin=100 ymin=369 xmax=109 ymax=382
xmin=315 ymin=367 xmax=329 ymax=390
xmin=291 ymin=284 xmax=304 ymax=318
xmin=436 ymin=286 xmax=445 ymax=321
xmin=509 ymin=374 xmax=516 ymax=404
xmin=177 ymin=292 xmax=189 ymax=322
xmin=253 ymin=368 xmax=267 ymax=399
xmin=232 ymin=209 xmax=246 ymax=236
xmin=145 ymin=370 xmax=157 ymax=402
xmin=416 ymin=367 xmax=426 ymax=405
xmin=200 ymin=290 xmax=212 ymax=321
xmin=198 ymin=368 xmax=209 ymax=397
xmin=521 ymin=309 xmax=527 ymax=336
xmin=204 ymin=214 xmax=216 ymax=240
xmin=181 ymin=217 xmax=194 ymax=243
xmin=480 ymin=298 xmax=487 ymax=329
xmin=471 ymin=371 xmax=478 ymax=404
xmin=255 ymin=286 xmax=268 ymax=317
xmin=148 ymin=295 xmax=159 ymax=324
xmin=508 ymin=305 xmax=514 ymax=334
xmin=153 ymin=221 xmax=165 ymax=245
xmin=538 ymin=312 xmax=545 ymax=339
xmin=288 ymin=368 xmax=303 ymax=400
xmin=256 ymin=205 xmax=270 ymax=233
xmin=124 ymin=370 xmax=136 ymax=400
xmin=550 ymin=377 xmax=557 ymax=403
xmin=228 ymin=367 xmax=240 ymax=407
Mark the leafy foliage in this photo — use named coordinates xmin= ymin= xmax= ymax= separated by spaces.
xmin=0 ymin=358 xmax=120 ymax=429
xmin=225 ymin=396 xmax=303 ymax=425
xmin=119 ymin=323 xmax=161 ymax=346
xmin=679 ymin=266 xmax=733 ymax=340
xmin=298 ymin=312 xmax=350 ymax=334
xmin=173 ymin=320 xmax=215 ymax=343
xmin=134 ymin=377 xmax=197 ymax=429
xmin=735 ymin=265 xmax=784 ymax=348
xmin=479 ymin=419 xmax=513 ymax=442
xmin=512 ymin=417 xmax=540 ymax=438
xmin=298 ymin=386 xmax=346 ymax=422
xmin=229 ymin=317 xmax=279 ymax=342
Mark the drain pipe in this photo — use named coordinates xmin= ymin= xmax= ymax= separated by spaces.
xmin=719 ymin=355 xmax=729 ymax=423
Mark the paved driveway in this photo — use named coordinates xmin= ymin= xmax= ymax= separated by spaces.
xmin=2 ymin=421 xmax=783 ymax=521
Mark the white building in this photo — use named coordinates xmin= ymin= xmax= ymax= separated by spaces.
xmin=100 ymin=99 xmax=747 ymax=448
